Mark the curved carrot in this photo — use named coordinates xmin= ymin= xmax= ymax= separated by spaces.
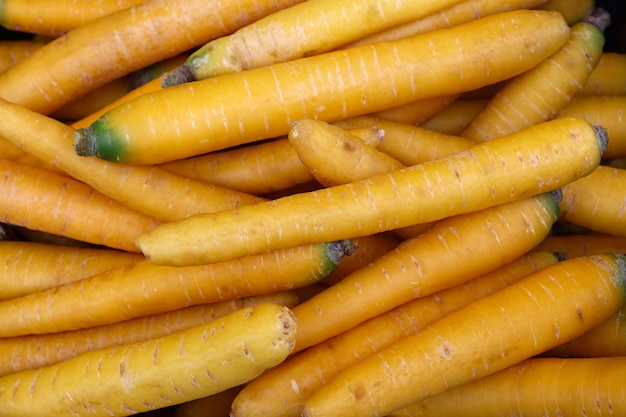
xmin=0 ymin=303 xmax=297 ymax=417
xmin=0 ymin=0 xmax=299 ymax=115
xmin=535 ymin=234 xmax=626 ymax=257
xmin=231 ymin=250 xmax=560 ymax=417
xmin=0 ymin=159 xmax=161 ymax=252
xmin=0 ymin=241 xmax=143 ymax=300
xmin=290 ymin=192 xmax=561 ymax=353
xmin=302 ymin=253 xmax=626 ymax=417
xmin=582 ymin=52 xmax=626 ymax=95
xmin=388 ymin=357 xmax=626 ymax=417
xmin=461 ymin=19 xmax=605 ymax=142
xmin=559 ymin=165 xmax=626 ymax=237
xmin=0 ymin=0 xmax=144 ymax=37
xmin=0 ymin=98 xmax=265 ymax=222
xmin=558 ymin=95 xmax=626 ymax=159
xmin=74 ymin=10 xmax=571 ymax=164
xmin=136 ymin=117 xmax=605 ymax=267
xmin=162 ymin=0 xmax=467 ymax=85
xmin=0 ymin=292 xmax=298 ymax=377
xmin=0 ymin=240 xmax=353 ymax=337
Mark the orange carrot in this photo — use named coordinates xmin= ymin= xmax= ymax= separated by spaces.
xmin=0 ymin=0 xmax=299 ymax=115
xmin=0 ymin=303 xmax=298 ymax=417
xmin=0 ymin=158 xmax=161 ymax=252
xmin=289 ymin=192 xmax=561 ymax=353
xmin=302 ymin=253 xmax=626 ymax=417
xmin=0 ymin=97 xmax=265 ymax=222
xmin=388 ymin=357 xmax=626 ymax=417
xmin=559 ymin=165 xmax=626 ymax=237
xmin=0 ymin=240 xmax=353 ymax=337
xmin=0 ymin=241 xmax=143 ymax=300
xmin=0 ymin=292 xmax=298 ymax=377
xmin=136 ymin=117 xmax=604 ymax=267
xmin=231 ymin=250 xmax=560 ymax=417
xmin=535 ymin=234 xmax=626 ymax=257
xmin=74 ymin=10 xmax=571 ymax=164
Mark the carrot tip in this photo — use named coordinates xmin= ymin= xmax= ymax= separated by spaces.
xmin=161 ymin=64 xmax=195 ymax=88
xmin=73 ymin=127 xmax=97 ymax=157
xmin=328 ymin=239 xmax=357 ymax=265
xmin=583 ymin=7 xmax=611 ymax=32
xmin=592 ymin=124 xmax=609 ymax=156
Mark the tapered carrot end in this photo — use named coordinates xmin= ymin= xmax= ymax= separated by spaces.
xmin=73 ymin=127 xmax=97 ymax=157
xmin=161 ymin=64 xmax=196 ymax=88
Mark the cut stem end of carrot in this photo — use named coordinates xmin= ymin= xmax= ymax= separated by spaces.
xmin=328 ymin=239 xmax=358 ymax=265
xmin=593 ymin=124 xmax=610 ymax=155
xmin=73 ymin=127 xmax=97 ymax=157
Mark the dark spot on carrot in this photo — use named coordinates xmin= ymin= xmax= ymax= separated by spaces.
xmin=343 ymin=140 xmax=357 ymax=152
xmin=352 ymin=383 xmax=367 ymax=400
xmin=119 ymin=362 xmax=125 ymax=377
xmin=577 ymin=308 xmax=584 ymax=321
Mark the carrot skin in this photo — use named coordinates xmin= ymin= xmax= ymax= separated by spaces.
xmin=302 ymin=253 xmax=626 ymax=417
xmin=0 ymin=304 xmax=297 ymax=417
xmin=74 ymin=10 xmax=571 ymax=164
xmin=136 ymin=117 xmax=605 ymax=266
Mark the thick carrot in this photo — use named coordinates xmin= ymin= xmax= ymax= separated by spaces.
xmin=535 ymin=234 xmax=626 ymax=257
xmin=332 ymin=116 xmax=475 ymax=165
xmin=582 ymin=52 xmax=626 ymax=95
xmin=162 ymin=0 xmax=467 ymax=85
xmin=0 ymin=98 xmax=265 ymax=222
xmin=0 ymin=39 xmax=45 ymax=73
xmin=558 ymin=95 xmax=626 ymax=159
xmin=0 ymin=241 xmax=143 ymax=300
xmin=0 ymin=0 xmax=299 ymax=115
xmin=0 ymin=292 xmax=298 ymax=377
xmin=559 ymin=165 xmax=626 ymax=237
xmin=231 ymin=250 xmax=560 ymax=417
xmin=0 ymin=303 xmax=297 ymax=417
xmin=345 ymin=0 xmax=550 ymax=47
xmin=0 ymin=158 xmax=161 ymax=252
xmin=74 ymin=10 xmax=571 ymax=165
xmin=419 ymin=99 xmax=488 ymax=135
xmin=0 ymin=0 xmax=144 ymax=37
xmin=302 ymin=253 xmax=626 ymax=417
xmin=289 ymin=192 xmax=561 ymax=353
xmin=388 ymin=357 xmax=626 ymax=417
xmin=544 ymin=304 xmax=626 ymax=358
xmin=0 ymin=240 xmax=353 ymax=337
xmin=136 ymin=117 xmax=604 ymax=267
xmin=461 ymin=19 xmax=605 ymax=142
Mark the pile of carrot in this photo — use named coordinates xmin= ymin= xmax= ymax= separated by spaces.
xmin=0 ymin=0 xmax=625 ymax=416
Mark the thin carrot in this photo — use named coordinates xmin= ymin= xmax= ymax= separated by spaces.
xmin=0 ymin=39 xmax=45 ymax=73
xmin=345 ymin=0 xmax=551 ymax=47
xmin=0 ymin=158 xmax=161 ymax=252
xmin=0 ymin=98 xmax=265 ymax=222
xmin=559 ymin=165 xmax=626 ymax=237
xmin=0 ymin=241 xmax=143 ymax=300
xmin=388 ymin=357 xmax=626 ymax=417
xmin=136 ymin=117 xmax=604 ymax=267
xmin=419 ymin=99 xmax=488 ymax=135
xmin=535 ymin=234 xmax=626 ymax=257
xmin=0 ymin=291 xmax=299 ymax=377
xmin=558 ymin=95 xmax=626 ymax=159
xmin=0 ymin=303 xmax=297 ymax=417
xmin=231 ymin=250 xmax=560 ymax=417
xmin=544 ymin=304 xmax=626 ymax=358
xmin=0 ymin=0 xmax=145 ymax=37
xmin=74 ymin=10 xmax=571 ymax=165
xmin=461 ymin=18 xmax=605 ymax=142
xmin=302 ymin=253 xmax=626 ymax=417
xmin=161 ymin=0 xmax=467 ymax=85
xmin=539 ymin=0 xmax=595 ymax=25
xmin=581 ymin=52 xmax=626 ymax=95
xmin=289 ymin=192 xmax=562 ymax=353
xmin=0 ymin=240 xmax=353 ymax=337
xmin=332 ymin=115 xmax=475 ymax=165
xmin=366 ymin=95 xmax=460 ymax=125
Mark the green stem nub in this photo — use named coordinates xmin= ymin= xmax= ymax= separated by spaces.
xmin=161 ymin=64 xmax=196 ymax=88
xmin=73 ymin=127 xmax=97 ymax=157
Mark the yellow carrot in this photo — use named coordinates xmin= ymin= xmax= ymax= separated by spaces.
xmin=539 ymin=0 xmax=595 ymax=25
xmin=388 ymin=357 xmax=626 ymax=417
xmin=0 ymin=97 xmax=265 ymax=222
xmin=74 ymin=10 xmax=571 ymax=164
xmin=0 ymin=292 xmax=298 ymax=377
xmin=290 ymin=192 xmax=561 ymax=353
xmin=559 ymin=165 xmax=626 ymax=237
xmin=582 ymin=52 xmax=626 ymax=95
xmin=461 ymin=19 xmax=605 ymax=142
xmin=0 ymin=39 xmax=45 ymax=73
xmin=302 ymin=253 xmax=626 ymax=417
xmin=535 ymin=234 xmax=626 ymax=257
xmin=419 ymin=98 xmax=488 ymax=135
xmin=0 ymin=158 xmax=161 ymax=252
xmin=231 ymin=250 xmax=560 ymax=417
xmin=0 ymin=0 xmax=299 ymax=115
xmin=136 ymin=117 xmax=604 ymax=267
xmin=0 ymin=303 xmax=297 ymax=417
xmin=367 ymin=95 xmax=460 ymax=125
xmin=162 ymin=0 xmax=467 ymax=85
xmin=0 ymin=240 xmax=353 ymax=337
xmin=0 ymin=241 xmax=143 ymax=300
